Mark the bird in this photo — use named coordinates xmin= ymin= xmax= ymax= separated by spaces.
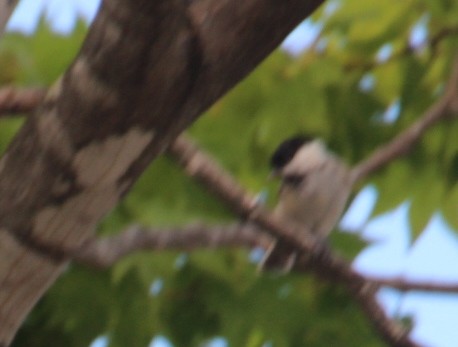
xmin=259 ymin=135 xmax=352 ymax=272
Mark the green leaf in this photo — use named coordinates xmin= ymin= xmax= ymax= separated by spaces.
xmin=347 ymin=1 xmax=412 ymax=44
xmin=329 ymin=231 xmax=368 ymax=260
xmin=408 ymin=171 xmax=445 ymax=240
xmin=0 ymin=17 xmax=87 ymax=85
xmin=109 ymin=269 xmax=157 ymax=347
xmin=160 ymin=263 xmax=226 ymax=347
xmin=14 ymin=267 xmax=113 ymax=347
xmin=324 ymin=0 xmax=414 ymax=51
xmin=372 ymin=61 xmax=404 ymax=104
xmin=442 ymin=183 xmax=458 ymax=232
xmin=371 ymin=162 xmax=413 ymax=217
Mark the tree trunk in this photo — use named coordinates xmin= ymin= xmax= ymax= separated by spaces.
xmin=0 ymin=0 xmax=325 ymax=344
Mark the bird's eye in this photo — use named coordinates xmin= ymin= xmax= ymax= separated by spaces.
xmin=283 ymin=174 xmax=304 ymax=187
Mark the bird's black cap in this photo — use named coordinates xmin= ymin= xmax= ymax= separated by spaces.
xmin=270 ymin=135 xmax=314 ymax=170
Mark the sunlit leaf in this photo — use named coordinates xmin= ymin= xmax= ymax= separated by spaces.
xmin=371 ymin=162 xmax=413 ymax=217
xmin=408 ymin=170 xmax=445 ymax=240
xmin=442 ymin=183 xmax=458 ymax=232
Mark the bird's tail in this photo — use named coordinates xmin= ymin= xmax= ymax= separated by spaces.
xmin=258 ymin=240 xmax=298 ymax=273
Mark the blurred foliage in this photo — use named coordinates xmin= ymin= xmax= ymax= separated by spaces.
xmin=1 ymin=0 xmax=457 ymax=345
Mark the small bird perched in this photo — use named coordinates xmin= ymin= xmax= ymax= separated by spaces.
xmin=260 ymin=135 xmax=352 ymax=271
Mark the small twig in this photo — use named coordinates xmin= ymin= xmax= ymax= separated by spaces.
xmin=0 ymin=0 xmax=19 ymax=37
xmin=344 ymin=26 xmax=458 ymax=72
xmin=0 ymin=87 xmax=46 ymax=115
xmin=371 ymin=277 xmax=458 ymax=294
xmin=429 ymin=27 xmax=458 ymax=53
xmin=351 ymin=53 xmax=458 ymax=182
xmin=73 ymin=223 xmax=270 ymax=268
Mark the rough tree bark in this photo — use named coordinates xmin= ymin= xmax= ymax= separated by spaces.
xmin=0 ymin=0 xmax=325 ymax=344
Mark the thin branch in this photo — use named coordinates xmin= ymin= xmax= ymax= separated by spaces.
xmin=0 ymin=87 xmax=46 ymax=115
xmin=371 ymin=277 xmax=458 ymax=294
xmin=74 ymin=221 xmax=458 ymax=295
xmin=429 ymin=26 xmax=458 ymax=53
xmin=73 ymin=223 xmax=270 ymax=268
xmin=351 ymin=53 xmax=458 ymax=182
xmin=168 ymin=134 xmax=419 ymax=347
xmin=0 ymin=0 xmax=19 ymax=37
xmin=344 ymin=26 xmax=458 ymax=72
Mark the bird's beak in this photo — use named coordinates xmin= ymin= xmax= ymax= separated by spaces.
xmin=268 ymin=170 xmax=280 ymax=180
